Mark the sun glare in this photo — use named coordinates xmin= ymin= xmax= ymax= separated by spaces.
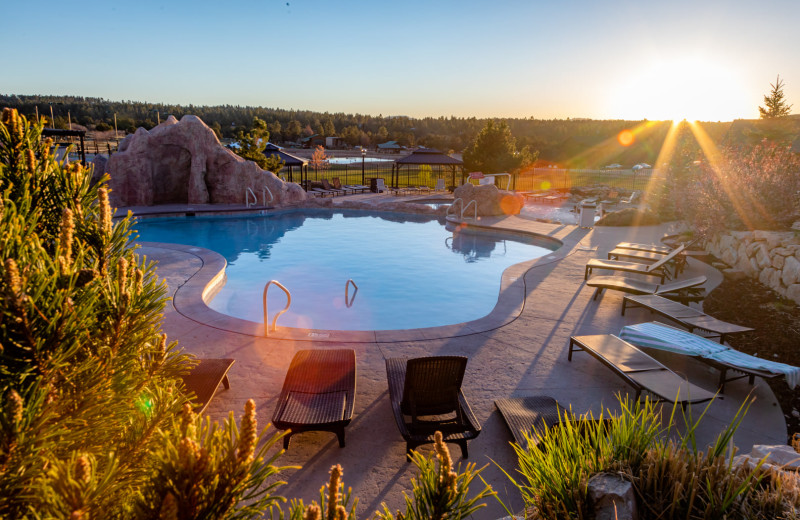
xmin=607 ymin=55 xmax=750 ymax=122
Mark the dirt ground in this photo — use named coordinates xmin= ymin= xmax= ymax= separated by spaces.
xmin=703 ymin=275 xmax=800 ymax=443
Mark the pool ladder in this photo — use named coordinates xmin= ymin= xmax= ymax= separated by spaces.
xmin=262 ymin=279 xmax=358 ymax=335
xmin=263 ymin=280 xmax=291 ymax=336
xmin=446 ymin=198 xmax=477 ymax=220
xmin=246 ymin=185 xmax=275 ymax=207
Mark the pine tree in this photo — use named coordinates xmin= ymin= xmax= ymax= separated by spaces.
xmin=462 ymin=120 xmax=536 ymax=174
xmin=234 ymin=117 xmax=286 ymax=173
xmin=0 ymin=109 xmax=291 ymax=518
xmin=759 ymin=75 xmax=793 ymax=119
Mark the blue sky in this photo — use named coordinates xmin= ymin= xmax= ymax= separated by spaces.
xmin=3 ymin=0 xmax=798 ymax=120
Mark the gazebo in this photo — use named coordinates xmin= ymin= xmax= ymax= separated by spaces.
xmin=393 ymin=147 xmax=464 ymax=189
xmin=263 ymin=143 xmax=308 ymax=184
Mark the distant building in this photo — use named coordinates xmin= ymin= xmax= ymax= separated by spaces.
xmin=300 ymin=134 xmax=325 ymax=148
xmin=325 ymin=136 xmax=346 ymax=149
xmin=377 ymin=140 xmax=402 ymax=153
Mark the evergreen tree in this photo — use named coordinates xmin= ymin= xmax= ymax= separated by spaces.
xmin=759 ymin=75 xmax=793 ymax=119
xmin=0 ymin=109 xmax=291 ymax=518
xmin=462 ymin=120 xmax=536 ymax=174
xmin=233 ymin=117 xmax=286 ymax=174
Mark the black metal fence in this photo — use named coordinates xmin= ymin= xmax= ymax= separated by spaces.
xmin=290 ymin=163 xmax=663 ymax=193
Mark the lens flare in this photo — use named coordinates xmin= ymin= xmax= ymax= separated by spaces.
xmin=617 ymin=130 xmax=635 ymax=147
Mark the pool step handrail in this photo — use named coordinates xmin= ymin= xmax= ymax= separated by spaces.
xmin=446 ymin=198 xmax=464 ymax=217
xmin=263 ymin=280 xmax=291 ymax=336
xmin=345 ymin=279 xmax=358 ymax=308
xmin=461 ymin=199 xmax=477 ymax=220
xmin=246 ymin=187 xmax=257 ymax=207
xmin=262 ymin=185 xmax=274 ymax=206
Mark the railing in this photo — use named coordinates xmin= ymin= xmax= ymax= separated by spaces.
xmin=262 ymin=280 xmax=291 ymax=336
xmin=345 ymin=279 xmax=358 ymax=308
xmin=462 ymin=200 xmax=477 ymax=220
xmin=245 ymin=187 xmax=257 ymax=207
xmin=262 ymin=185 xmax=274 ymax=206
xmin=446 ymin=198 xmax=464 ymax=218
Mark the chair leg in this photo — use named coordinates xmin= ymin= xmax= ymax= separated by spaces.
xmin=336 ymin=428 xmax=346 ymax=448
xmin=593 ymin=287 xmax=603 ymax=300
xmin=222 ymin=375 xmax=230 ymax=390
xmin=458 ymin=440 xmax=469 ymax=459
xmin=283 ymin=433 xmax=292 ymax=450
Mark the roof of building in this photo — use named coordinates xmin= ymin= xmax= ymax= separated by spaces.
xmin=377 ymin=140 xmax=401 ymax=149
xmin=263 ymin=142 xmax=308 ymax=166
xmin=395 ymin=147 xmax=463 ymax=166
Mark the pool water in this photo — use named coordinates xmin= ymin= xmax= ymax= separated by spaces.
xmin=134 ymin=209 xmax=557 ymax=331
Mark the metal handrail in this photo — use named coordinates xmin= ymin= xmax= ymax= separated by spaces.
xmin=444 ymin=236 xmax=453 ymax=249
xmin=245 ymin=187 xmax=257 ymax=207
xmin=262 ymin=185 xmax=274 ymax=206
xmin=446 ymin=198 xmax=464 ymax=217
xmin=462 ymin=199 xmax=478 ymax=220
xmin=345 ymin=279 xmax=358 ymax=308
xmin=263 ymin=280 xmax=291 ymax=336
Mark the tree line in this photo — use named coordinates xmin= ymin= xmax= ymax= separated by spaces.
xmin=2 ymin=94 xmax=795 ymax=169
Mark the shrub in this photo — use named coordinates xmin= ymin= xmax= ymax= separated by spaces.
xmin=499 ymin=395 xmax=800 ymax=519
xmin=595 ymin=208 xmax=660 ymax=226
xmin=675 ymin=141 xmax=800 ymax=235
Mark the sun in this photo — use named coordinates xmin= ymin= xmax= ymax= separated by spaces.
xmin=606 ymin=55 xmax=750 ymax=122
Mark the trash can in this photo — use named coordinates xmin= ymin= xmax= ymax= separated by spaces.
xmin=369 ymin=178 xmax=379 ymax=193
xmin=579 ymin=202 xmax=596 ymax=228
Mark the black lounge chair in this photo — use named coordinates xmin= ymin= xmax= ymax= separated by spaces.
xmin=272 ymin=349 xmax=356 ymax=449
xmin=385 ymin=356 xmax=481 ymax=459
xmin=321 ymin=178 xmax=348 ymax=195
xmin=495 ymin=396 xmax=570 ymax=450
xmin=585 ymin=244 xmax=686 ymax=283
xmin=181 ymin=358 xmax=235 ymax=415
xmin=586 ymin=274 xmax=707 ymax=304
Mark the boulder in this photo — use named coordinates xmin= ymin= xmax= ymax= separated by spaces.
xmin=782 ymin=256 xmax=800 ymax=286
xmin=91 ymin=154 xmax=108 ymax=185
xmin=587 ymin=473 xmax=638 ymax=520
xmin=750 ymin=445 xmax=800 ymax=470
xmin=452 ymin=183 xmax=524 ymax=217
xmin=106 ymin=115 xmax=306 ymax=207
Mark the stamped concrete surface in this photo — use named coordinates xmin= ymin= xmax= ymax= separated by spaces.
xmin=134 ymin=205 xmax=786 ymax=519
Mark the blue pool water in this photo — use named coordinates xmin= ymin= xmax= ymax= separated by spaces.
xmin=134 ymin=209 xmax=557 ymax=330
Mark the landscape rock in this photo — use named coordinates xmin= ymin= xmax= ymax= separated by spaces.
xmin=106 ymin=115 xmax=306 ymax=207
xmin=722 ymin=269 xmax=747 ymax=281
xmin=750 ymin=445 xmax=800 ymax=470
xmin=452 ymin=183 xmax=524 ymax=217
xmin=91 ymin=154 xmax=108 ymax=185
xmin=587 ymin=473 xmax=638 ymax=520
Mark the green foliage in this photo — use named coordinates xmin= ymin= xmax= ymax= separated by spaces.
xmin=595 ymin=208 xmax=661 ymax=226
xmin=462 ymin=120 xmax=536 ymax=174
xmin=417 ymin=165 xmax=432 ymax=187
xmin=376 ymin=432 xmax=494 ymax=520
xmin=759 ymin=75 xmax=793 ymax=119
xmin=499 ymin=394 xmax=800 ymax=519
xmin=676 ymin=141 xmax=800 ymax=234
xmin=135 ymin=401 xmax=296 ymax=519
xmin=234 ymin=117 xmax=286 ymax=173
xmin=288 ymin=464 xmax=358 ymax=520
xmin=0 ymin=109 xmax=291 ymax=519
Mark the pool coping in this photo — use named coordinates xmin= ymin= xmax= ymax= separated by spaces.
xmin=138 ymin=211 xmax=579 ymax=343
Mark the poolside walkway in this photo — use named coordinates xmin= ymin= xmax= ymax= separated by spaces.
xmin=134 ymin=202 xmax=786 ymax=519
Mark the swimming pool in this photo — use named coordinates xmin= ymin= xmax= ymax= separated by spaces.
xmin=134 ymin=209 xmax=558 ymax=331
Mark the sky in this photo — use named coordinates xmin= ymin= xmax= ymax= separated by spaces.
xmin=2 ymin=0 xmax=798 ymax=121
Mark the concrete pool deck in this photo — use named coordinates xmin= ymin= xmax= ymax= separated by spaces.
xmin=130 ymin=201 xmax=786 ymax=519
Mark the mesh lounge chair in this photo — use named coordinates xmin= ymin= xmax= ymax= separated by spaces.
xmin=585 ymin=245 xmax=685 ymax=283
xmin=321 ymin=178 xmax=348 ymax=195
xmin=586 ymin=274 xmax=706 ymax=304
xmin=385 ymin=356 xmax=481 ymax=459
xmin=568 ymin=334 xmax=716 ymax=406
xmin=433 ymin=178 xmax=447 ymax=193
xmin=181 ymin=358 xmax=235 ymax=415
xmin=375 ymin=178 xmax=403 ymax=195
xmin=621 ymin=294 xmax=753 ymax=343
xmin=272 ymin=349 xmax=356 ymax=449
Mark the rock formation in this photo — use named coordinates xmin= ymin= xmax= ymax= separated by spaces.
xmin=452 ymin=183 xmax=524 ymax=217
xmin=104 ymin=115 xmax=306 ymax=207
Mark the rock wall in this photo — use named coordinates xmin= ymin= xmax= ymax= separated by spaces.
xmin=707 ymin=230 xmax=800 ymax=303
xmin=104 ymin=115 xmax=306 ymax=207
xmin=452 ymin=183 xmax=524 ymax=216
